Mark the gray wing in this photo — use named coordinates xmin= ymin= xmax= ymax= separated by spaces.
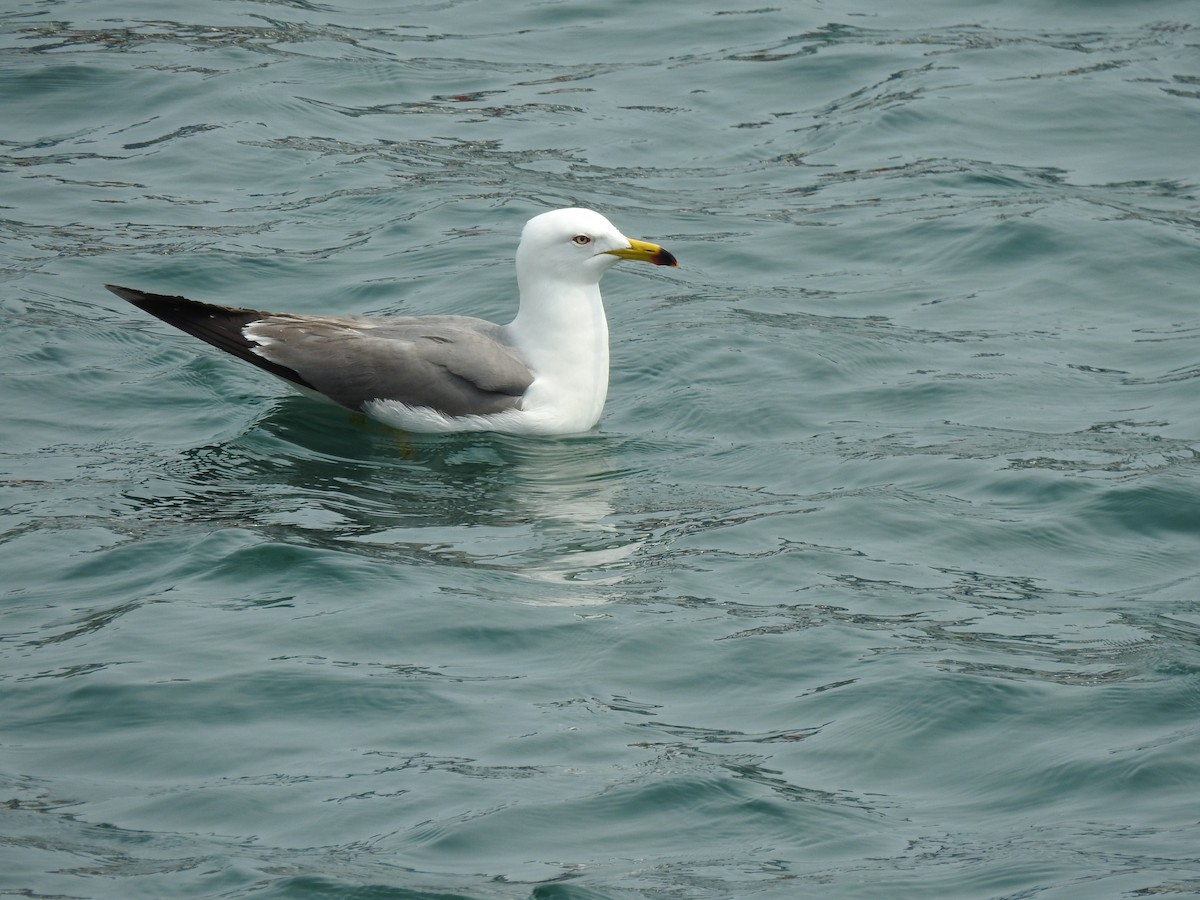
xmin=106 ymin=285 xmax=533 ymax=417
xmin=247 ymin=314 xmax=533 ymax=416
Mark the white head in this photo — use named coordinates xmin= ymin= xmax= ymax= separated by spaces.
xmin=515 ymin=207 xmax=677 ymax=288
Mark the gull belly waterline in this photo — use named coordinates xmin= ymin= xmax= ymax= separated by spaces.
xmin=106 ymin=208 xmax=678 ymax=435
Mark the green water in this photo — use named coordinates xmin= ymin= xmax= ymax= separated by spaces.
xmin=3 ymin=1 xmax=1200 ymax=897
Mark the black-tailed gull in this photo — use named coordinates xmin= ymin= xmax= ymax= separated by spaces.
xmin=106 ymin=207 xmax=678 ymax=434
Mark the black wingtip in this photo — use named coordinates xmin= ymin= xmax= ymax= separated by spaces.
xmin=105 ymin=283 xmax=187 ymax=313
xmin=104 ymin=284 xmax=319 ymax=394
xmin=105 ymin=283 xmax=138 ymax=300
xmin=105 ymin=284 xmax=151 ymax=297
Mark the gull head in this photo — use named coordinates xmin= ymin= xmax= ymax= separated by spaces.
xmin=516 ymin=208 xmax=678 ymax=287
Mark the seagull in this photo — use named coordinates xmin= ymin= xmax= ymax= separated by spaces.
xmin=106 ymin=208 xmax=677 ymax=435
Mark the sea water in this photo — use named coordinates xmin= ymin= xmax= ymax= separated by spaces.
xmin=3 ymin=1 xmax=1200 ymax=897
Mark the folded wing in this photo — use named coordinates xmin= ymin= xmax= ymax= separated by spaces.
xmin=106 ymin=285 xmax=534 ymax=417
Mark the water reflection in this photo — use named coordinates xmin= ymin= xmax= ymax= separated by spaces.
xmin=123 ymin=396 xmax=638 ymax=604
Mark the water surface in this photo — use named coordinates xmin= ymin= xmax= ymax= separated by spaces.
xmin=3 ymin=0 xmax=1200 ymax=897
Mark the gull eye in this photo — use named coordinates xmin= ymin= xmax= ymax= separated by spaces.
xmin=572 ymin=234 xmax=592 ymax=246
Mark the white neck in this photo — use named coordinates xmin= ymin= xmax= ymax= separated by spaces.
xmin=505 ymin=263 xmax=611 ymax=432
